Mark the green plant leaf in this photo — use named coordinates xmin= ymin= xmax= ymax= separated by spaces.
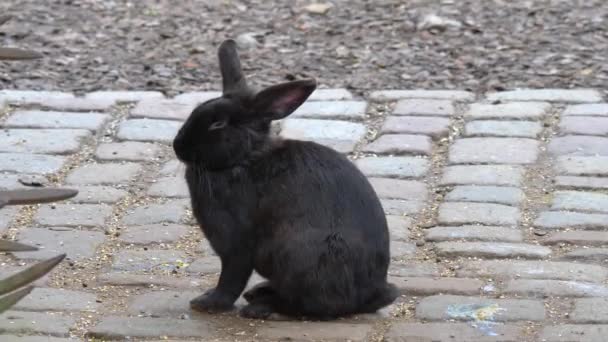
xmin=0 ymin=285 xmax=33 ymax=314
xmin=0 ymin=47 xmax=43 ymax=60
xmin=0 ymin=240 xmax=38 ymax=252
xmin=1 ymin=188 xmax=78 ymax=205
xmin=0 ymin=254 xmax=66 ymax=296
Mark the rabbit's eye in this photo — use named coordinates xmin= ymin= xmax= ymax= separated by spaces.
xmin=208 ymin=120 xmax=228 ymax=131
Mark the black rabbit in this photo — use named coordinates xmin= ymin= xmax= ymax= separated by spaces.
xmin=173 ymin=39 xmax=398 ymax=320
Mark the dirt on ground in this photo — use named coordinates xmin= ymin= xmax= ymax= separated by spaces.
xmin=0 ymin=0 xmax=607 ymax=97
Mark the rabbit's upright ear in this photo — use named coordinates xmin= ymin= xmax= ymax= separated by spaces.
xmin=218 ymin=39 xmax=248 ymax=94
xmin=252 ymin=79 xmax=316 ymax=120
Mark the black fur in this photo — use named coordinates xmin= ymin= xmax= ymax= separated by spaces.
xmin=173 ymin=39 xmax=397 ymax=320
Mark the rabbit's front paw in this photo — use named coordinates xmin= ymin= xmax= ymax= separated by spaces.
xmin=190 ymin=289 xmax=235 ymax=313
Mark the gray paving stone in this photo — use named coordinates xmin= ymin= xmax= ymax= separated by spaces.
xmin=0 ymin=174 xmax=47 ymax=190
xmin=487 ymin=89 xmax=603 ymax=103
xmin=465 ymin=120 xmax=543 ymax=138
xmin=534 ymin=211 xmax=608 ymax=230
xmin=186 ymin=257 xmax=221 ymax=275
xmin=390 ymin=277 xmax=483 ymax=296
xmin=381 ymin=116 xmax=450 ymax=139
xmin=440 ymin=165 xmax=525 ymax=186
xmin=308 ymin=88 xmax=354 ymax=101
xmin=127 ymin=290 xmax=199 ymax=317
xmin=551 ymin=190 xmax=608 ymax=213
xmin=97 ymin=273 xmax=206 ymax=289
xmin=5 ymin=110 xmax=110 ymax=132
xmin=449 ymin=138 xmax=539 ymax=164
xmin=0 ymin=335 xmax=78 ymax=342
xmin=0 ymin=153 xmax=67 ymax=174
xmin=14 ymin=227 xmax=105 ymax=261
xmin=549 ymin=136 xmax=608 ymax=156
xmin=386 ymin=322 xmax=525 ymax=342
xmin=131 ymin=99 xmax=197 ymax=121
xmin=388 ymin=262 xmax=440 ymax=278
xmin=291 ymin=100 xmax=367 ymax=120
xmin=363 ymin=134 xmax=432 ymax=155
xmin=122 ymin=200 xmax=189 ymax=225
xmin=147 ymin=177 xmax=189 ymax=198
xmin=0 ymin=263 xmax=51 ymax=287
xmin=34 ymin=203 xmax=113 ymax=227
xmin=564 ymin=103 xmax=608 ymax=116
xmin=390 ymin=241 xmax=417 ymax=259
xmin=437 ymin=241 xmax=550 ymax=259
xmin=445 ymin=185 xmax=524 ymax=206
xmin=0 ymin=90 xmax=74 ymax=105
xmin=572 ymin=298 xmax=608 ymax=323
xmin=466 ymin=102 xmax=550 ymax=119
xmin=0 ymin=206 xmax=19 ymax=232
xmin=70 ymin=186 xmax=128 ymax=203
xmin=543 ymin=231 xmax=608 ymax=246
xmin=370 ymin=90 xmax=474 ymax=102
xmin=66 ymin=163 xmax=142 ymax=185
xmin=556 ymin=156 xmax=608 ymax=176
xmin=87 ymin=316 xmax=215 ymax=340
xmin=279 ymin=118 xmax=366 ymax=153
xmin=13 ymin=288 xmax=99 ymax=312
xmin=85 ymin=90 xmax=165 ymax=103
xmin=40 ymin=96 xmax=116 ymax=111
xmin=116 ymin=118 xmax=182 ymax=143
xmin=368 ymin=178 xmax=428 ymax=200
xmin=381 ymin=199 xmax=424 ymax=215
xmin=540 ymin=325 xmax=608 ymax=342
xmin=555 ymin=176 xmax=608 ymax=190
xmin=456 ymin=260 xmax=608 ymax=283
xmin=95 ymin=141 xmax=162 ymax=161
xmin=386 ymin=215 xmax=412 ymax=241
xmin=172 ymin=91 xmax=221 ymax=103
xmin=562 ymin=248 xmax=608 ymax=263
xmin=112 ymin=249 xmax=191 ymax=272
xmin=504 ymin=279 xmax=608 ymax=298
xmin=560 ymin=116 xmax=608 ymax=136
xmin=0 ymin=311 xmax=75 ymax=337
xmin=355 ymin=157 xmax=429 ymax=178
xmin=0 ymin=129 xmax=91 ymax=155
xmin=119 ymin=224 xmax=190 ymax=244
xmin=159 ymin=159 xmax=185 ymax=176
xmin=392 ymin=99 xmax=454 ymax=116
xmin=425 ymin=226 xmax=523 ymax=242
xmin=438 ymin=202 xmax=519 ymax=226
xmin=416 ymin=295 xmax=545 ymax=321
xmin=258 ymin=322 xmax=373 ymax=342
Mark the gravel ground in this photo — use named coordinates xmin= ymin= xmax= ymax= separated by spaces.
xmin=0 ymin=0 xmax=607 ymax=96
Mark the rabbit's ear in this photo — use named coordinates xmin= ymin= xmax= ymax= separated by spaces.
xmin=218 ymin=39 xmax=247 ymax=94
xmin=252 ymin=79 xmax=316 ymax=120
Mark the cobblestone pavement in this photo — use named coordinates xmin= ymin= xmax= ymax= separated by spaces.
xmin=1 ymin=88 xmax=608 ymax=341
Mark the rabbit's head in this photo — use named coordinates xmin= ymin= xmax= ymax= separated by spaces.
xmin=173 ymin=39 xmax=316 ymax=169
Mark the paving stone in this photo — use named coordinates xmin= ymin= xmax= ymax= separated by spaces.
xmin=571 ymin=298 xmax=608 ymax=323
xmin=0 ymin=206 xmax=19 ymax=232
xmin=456 ymin=260 xmax=608 ymax=283
xmin=551 ymin=190 xmax=608 ymax=213
xmin=112 ymin=249 xmax=191 ymax=272
xmin=555 ymin=176 xmax=608 ymax=190
xmin=0 ymin=173 xmax=46 ymax=190
xmin=390 ymin=241 xmax=416 ymax=259
xmin=0 ymin=90 xmax=75 ymax=105
xmin=381 ymin=116 xmax=450 ymax=139
xmin=279 ymin=118 xmax=366 ymax=153
xmin=556 ymin=156 xmax=608 ymax=176
xmin=257 ymin=322 xmax=373 ymax=342
xmin=172 ymin=91 xmax=221 ymax=103
xmin=97 ymin=273 xmax=205 ymax=288
xmin=159 ymin=159 xmax=184 ymax=176
xmin=147 ymin=177 xmax=189 ymax=198
xmin=34 ymin=203 xmax=112 ymax=227
xmin=70 ymin=186 xmax=128 ymax=203
xmin=127 ymin=290 xmax=199 ymax=317
xmin=39 ymin=96 xmax=116 ymax=111
xmin=388 ymin=263 xmax=440 ymax=278
xmin=561 ymin=248 xmax=608 ymax=263
xmin=504 ymin=279 xmax=608 ymax=298
xmin=363 ymin=134 xmax=432 ymax=155
xmin=543 ymin=231 xmax=608 ymax=246
xmin=15 ymin=227 xmax=105 ymax=261
xmin=438 ymin=202 xmax=519 ymax=226
xmin=465 ymin=120 xmax=543 ymax=138
xmin=391 ymin=277 xmax=482 ymax=296
xmin=95 ymin=141 xmax=162 ymax=162
xmin=386 ymin=215 xmax=412 ymax=241
xmin=66 ymin=163 xmax=142 ymax=185
xmin=0 ymin=153 xmax=67 ymax=174
xmin=449 ymin=137 xmax=539 ymax=164
xmin=0 ymin=129 xmax=91 ymax=155
xmin=308 ymin=88 xmax=354 ymax=101
xmin=549 ymin=136 xmax=608 ymax=156
xmin=0 ymin=335 xmax=78 ymax=342
xmin=85 ymin=90 xmax=165 ymax=103
xmin=392 ymin=99 xmax=455 ymax=116
xmin=435 ymin=242 xmax=550 ymax=259
xmin=560 ymin=116 xmax=608 ymax=136
xmin=540 ymin=324 xmax=608 ymax=342
xmin=5 ymin=110 xmax=110 ymax=132
xmin=0 ymin=311 xmax=75 ymax=337
xmin=466 ymin=102 xmax=550 ymax=119
xmin=382 ymin=199 xmax=424 ymax=215
xmin=386 ymin=322 xmax=525 ymax=342
xmin=369 ymin=178 xmax=427 ymax=200
xmin=355 ymin=157 xmax=429 ymax=178
xmin=87 ymin=316 xmax=215 ymax=340
xmin=119 ymin=224 xmax=190 ymax=244
xmin=13 ymin=288 xmax=99 ymax=312
xmin=564 ymin=103 xmax=608 ymax=116
xmin=122 ymin=200 xmax=189 ymax=225
xmin=291 ymin=100 xmax=367 ymax=120
xmin=0 ymin=263 xmax=51 ymax=287
xmin=370 ymin=90 xmax=474 ymax=102
xmin=116 ymin=119 xmax=182 ymax=143
xmin=534 ymin=211 xmax=608 ymax=230
xmin=487 ymin=89 xmax=603 ymax=103
xmin=131 ymin=99 xmax=197 ymax=121
xmin=186 ymin=257 xmax=221 ymax=275
xmin=440 ymin=165 xmax=525 ymax=186
xmin=425 ymin=226 xmax=523 ymax=242
xmin=416 ymin=294 xmax=545 ymax=321
xmin=445 ymin=185 xmax=524 ymax=206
